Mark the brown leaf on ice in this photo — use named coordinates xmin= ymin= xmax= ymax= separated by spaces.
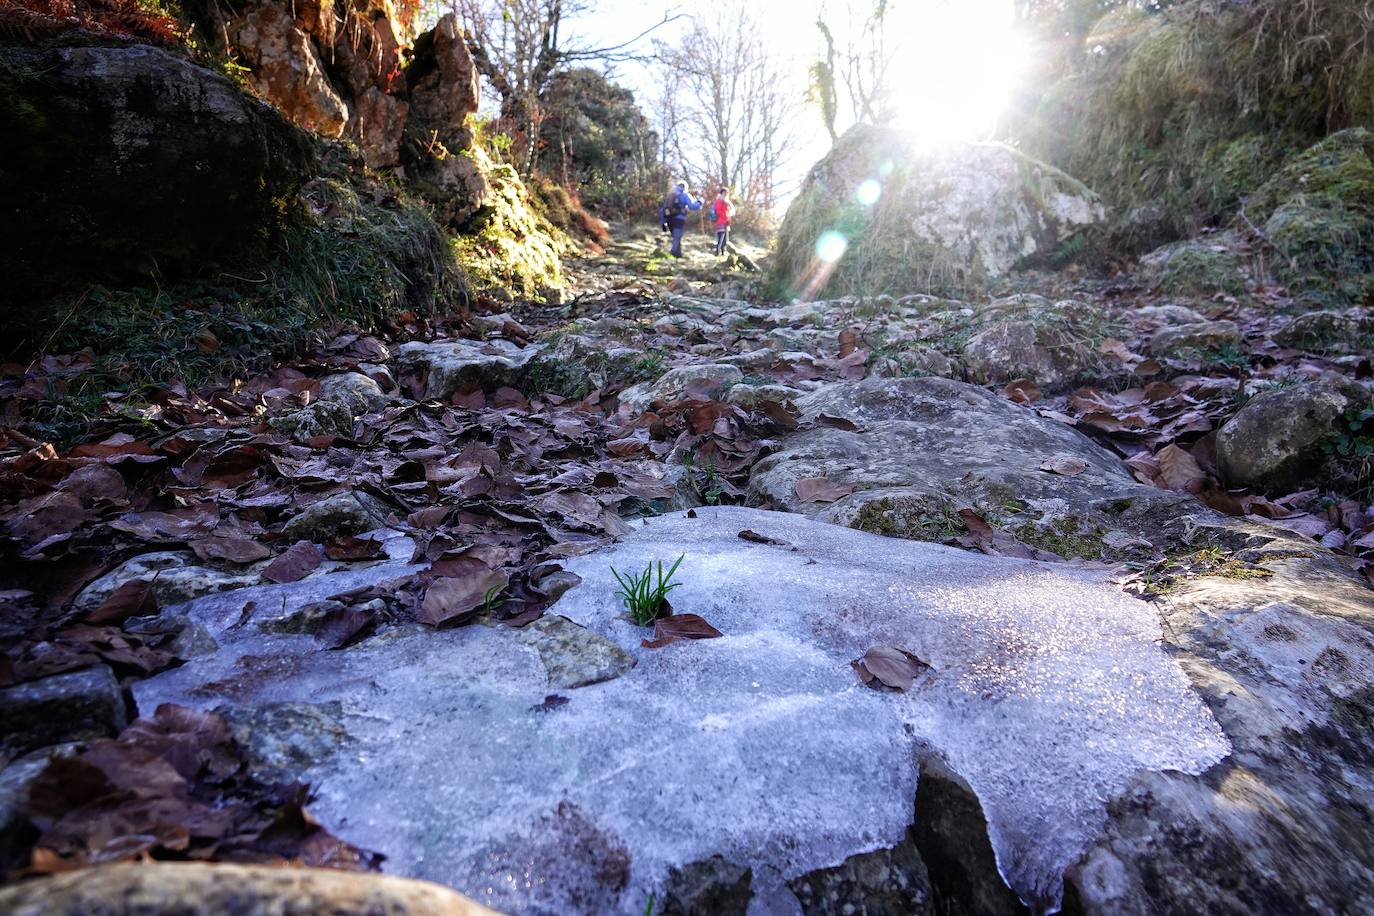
xmin=738 ymin=529 xmax=789 ymax=546
xmin=262 ymin=541 xmax=323 ymax=584
xmin=641 ymin=613 xmax=723 ymax=649
xmin=852 ymin=646 xmax=930 ymax=691
xmin=794 ymin=477 xmax=855 ymax=503
xmin=419 ymin=567 xmax=509 ymax=627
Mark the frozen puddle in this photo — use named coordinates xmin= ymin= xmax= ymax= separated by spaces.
xmin=136 ymin=507 xmax=1229 ymax=914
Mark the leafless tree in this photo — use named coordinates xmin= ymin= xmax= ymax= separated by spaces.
xmin=806 ymin=0 xmax=907 ymax=135
xmin=443 ymin=0 xmax=679 ymax=174
xmin=653 ymin=3 xmax=804 ymax=213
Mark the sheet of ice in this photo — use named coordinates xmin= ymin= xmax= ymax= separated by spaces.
xmin=135 ymin=507 xmax=1229 ymax=915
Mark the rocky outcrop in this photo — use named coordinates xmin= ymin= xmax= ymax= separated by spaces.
xmin=0 ymin=43 xmax=312 ymax=306
xmin=774 ymin=125 xmax=1106 ymax=299
xmin=0 ymin=862 xmax=500 ymax=915
xmin=196 ymin=2 xmax=489 ymax=224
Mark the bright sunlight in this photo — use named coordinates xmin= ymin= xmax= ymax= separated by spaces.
xmin=883 ymin=0 xmax=1030 ymax=142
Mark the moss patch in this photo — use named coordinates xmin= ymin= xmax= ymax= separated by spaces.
xmin=451 ymin=146 xmax=569 ymax=299
xmin=1014 ymin=516 xmax=1103 ymax=561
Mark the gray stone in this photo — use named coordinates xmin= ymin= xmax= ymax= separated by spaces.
xmin=282 ymin=491 xmax=392 ymax=543
xmin=319 ymin=372 xmax=391 ymax=415
xmin=1065 ymin=534 xmax=1374 ymax=915
xmin=1274 ymin=310 xmax=1374 ymax=350
xmin=726 ymin=384 xmax=804 ymax=410
xmin=0 ymin=666 xmax=126 ymax=757
xmin=224 ymin=701 xmax=351 ymax=784
xmin=0 ymin=862 xmax=500 ymax=916
xmin=620 ymin=364 xmax=745 ymax=413
xmin=1216 ymin=384 xmax=1350 ymax=489
xmin=270 ymin=399 xmax=354 ymax=442
xmin=75 ymin=551 xmax=262 ymax=611
xmin=124 ymin=613 xmax=220 ymax=658
xmin=1149 ymin=320 xmax=1242 ymax=356
xmin=748 ymin=376 xmax=1193 ymax=560
xmin=658 ymin=856 xmax=753 ymax=916
xmin=872 ymin=346 xmax=955 ymax=380
xmin=789 ymin=830 xmax=931 ymax=916
xmin=395 ymin=339 xmax=540 ymax=400
xmin=962 ymin=320 xmax=1086 ymax=389
xmin=515 ymin=615 xmax=636 ymax=689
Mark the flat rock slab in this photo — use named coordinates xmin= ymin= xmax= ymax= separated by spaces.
xmin=135 ymin=508 xmax=1226 ymax=915
xmin=395 ymin=339 xmax=539 ymax=400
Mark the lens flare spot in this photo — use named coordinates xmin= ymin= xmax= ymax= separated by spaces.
xmin=815 ymin=231 xmax=848 ymax=264
xmin=855 ymin=179 xmax=882 ymax=207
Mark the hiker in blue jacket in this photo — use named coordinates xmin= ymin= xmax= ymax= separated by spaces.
xmin=658 ymin=181 xmax=703 ymax=258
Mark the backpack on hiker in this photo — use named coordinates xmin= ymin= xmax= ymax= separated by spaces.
xmin=662 ymin=191 xmax=687 ymax=221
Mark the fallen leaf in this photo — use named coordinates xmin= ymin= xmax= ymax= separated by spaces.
xmin=738 ymin=529 xmax=789 ymax=546
xmin=838 ymin=327 xmax=859 ymax=358
xmin=191 ymin=537 xmax=272 ymax=565
xmin=419 ymin=567 xmax=508 ymax=627
xmin=1156 ymin=444 xmax=1207 ymax=493
xmin=852 ymin=645 xmax=930 ymax=691
xmin=1040 ymin=455 xmax=1089 ymax=476
xmin=641 ymin=613 xmax=723 ymax=649
xmin=323 ymin=536 xmax=384 ymax=561
xmin=1004 ymin=379 xmax=1042 ymax=404
xmin=957 ymin=508 xmax=995 ymax=539
xmin=262 ymin=541 xmax=323 ymax=584
xmin=794 ymin=477 xmax=855 ymax=503
xmin=86 ymin=578 xmax=159 ymax=625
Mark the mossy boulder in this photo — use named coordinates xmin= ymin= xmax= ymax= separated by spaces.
xmin=774 ymin=125 xmax=1106 ymax=299
xmin=1249 ymin=129 xmax=1374 ymax=223
xmin=962 ymin=320 xmax=1089 ymax=390
xmin=1216 ymin=384 xmax=1350 ymax=490
xmin=0 ymin=43 xmax=312 ymax=309
xmin=1139 ymin=235 xmax=1249 ymax=297
xmin=1264 ymin=195 xmax=1374 ymax=305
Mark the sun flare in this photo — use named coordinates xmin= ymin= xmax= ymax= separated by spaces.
xmin=885 ymin=0 xmax=1030 ymax=143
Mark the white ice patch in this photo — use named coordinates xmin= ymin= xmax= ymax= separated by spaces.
xmin=135 ymin=507 xmax=1229 ymax=915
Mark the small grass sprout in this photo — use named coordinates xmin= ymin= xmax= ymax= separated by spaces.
xmin=611 ymin=554 xmax=685 ymax=626
xmin=482 ymin=585 xmax=509 ymax=614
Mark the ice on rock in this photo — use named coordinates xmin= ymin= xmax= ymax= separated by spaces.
xmin=134 ymin=507 xmax=1229 ymax=915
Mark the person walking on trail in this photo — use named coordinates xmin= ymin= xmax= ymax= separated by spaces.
xmin=710 ymin=187 xmax=734 ymax=256
xmin=658 ymin=181 xmax=702 ymax=258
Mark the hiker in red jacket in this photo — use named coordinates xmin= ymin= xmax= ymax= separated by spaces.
xmin=710 ymin=187 xmax=734 ymax=256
